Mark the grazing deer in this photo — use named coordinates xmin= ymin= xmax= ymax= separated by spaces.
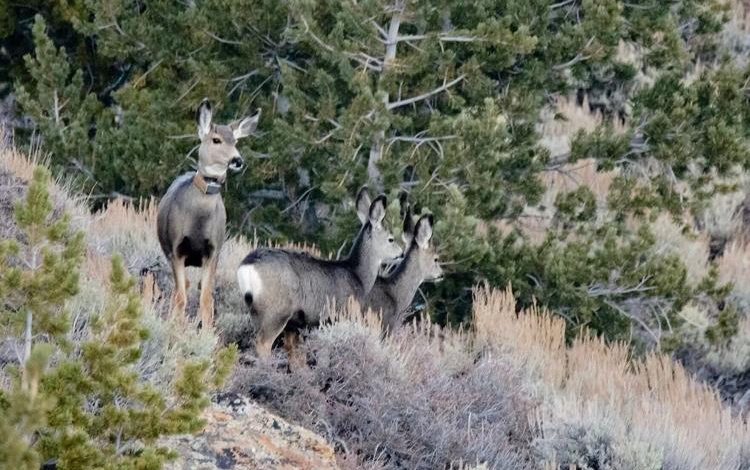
xmin=365 ymin=205 xmax=442 ymax=333
xmin=237 ymin=187 xmax=403 ymax=358
xmin=157 ymin=99 xmax=260 ymax=327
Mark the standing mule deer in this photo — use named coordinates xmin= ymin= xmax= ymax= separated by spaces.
xmin=158 ymin=99 xmax=260 ymax=327
xmin=236 ymin=187 xmax=403 ymax=358
xmin=365 ymin=205 xmax=442 ymax=333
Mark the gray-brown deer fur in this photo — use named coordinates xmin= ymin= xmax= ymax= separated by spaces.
xmin=365 ymin=206 xmax=442 ymax=333
xmin=237 ymin=187 xmax=403 ymax=357
xmin=157 ymin=99 xmax=260 ymax=327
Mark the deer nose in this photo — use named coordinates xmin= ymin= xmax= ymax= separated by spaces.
xmin=228 ymin=156 xmax=245 ymax=172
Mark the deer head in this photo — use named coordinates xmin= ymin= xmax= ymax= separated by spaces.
xmin=403 ymin=208 xmax=442 ymax=282
xmin=355 ymin=187 xmax=403 ymax=267
xmin=196 ymin=99 xmax=260 ymax=180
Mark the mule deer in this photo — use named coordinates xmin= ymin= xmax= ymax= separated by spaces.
xmin=237 ymin=187 xmax=403 ymax=357
xmin=157 ymin=99 xmax=260 ymax=327
xmin=365 ymin=205 xmax=442 ymax=333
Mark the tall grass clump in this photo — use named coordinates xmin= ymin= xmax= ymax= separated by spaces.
xmin=232 ymin=302 xmax=535 ymax=469
xmin=232 ymin=286 xmax=750 ymax=469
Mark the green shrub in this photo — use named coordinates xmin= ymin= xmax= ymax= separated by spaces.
xmin=0 ymin=167 xmax=236 ymax=470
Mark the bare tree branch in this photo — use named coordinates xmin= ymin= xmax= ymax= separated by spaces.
xmin=202 ymin=30 xmax=243 ymax=45
xmin=603 ymin=299 xmax=660 ymax=346
xmin=552 ymin=37 xmax=596 ymax=70
xmin=387 ymin=74 xmax=465 ymax=110
xmin=369 ymin=19 xmax=388 ymax=39
xmin=282 ymin=186 xmax=317 ymax=214
xmin=390 ymin=34 xmax=483 ymax=43
xmin=550 ymin=0 xmax=575 ymax=9
xmin=587 ymin=277 xmax=654 ymax=297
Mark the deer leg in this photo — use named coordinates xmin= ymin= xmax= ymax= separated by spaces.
xmin=198 ymin=256 xmax=218 ymax=329
xmin=170 ymin=256 xmax=188 ymax=321
xmin=255 ymin=312 xmax=290 ymax=360
xmin=283 ymin=330 xmax=305 ymax=370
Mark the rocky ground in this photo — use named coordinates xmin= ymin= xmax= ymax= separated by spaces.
xmin=161 ymin=392 xmax=337 ymax=470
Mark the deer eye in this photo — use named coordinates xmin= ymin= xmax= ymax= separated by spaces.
xmin=212 ymin=137 xmax=221 ymax=144
xmin=388 ymin=237 xmax=394 ymax=243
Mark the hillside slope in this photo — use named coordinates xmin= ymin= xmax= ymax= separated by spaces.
xmin=0 ymin=141 xmax=337 ymax=469
xmin=2 ymin=141 xmax=749 ymax=468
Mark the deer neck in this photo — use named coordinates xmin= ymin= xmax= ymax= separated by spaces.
xmin=385 ymin=245 xmax=424 ymax=313
xmin=198 ymin=161 xmax=228 ymax=181
xmin=193 ymin=172 xmax=224 ymax=195
xmin=346 ymin=224 xmax=380 ymax=293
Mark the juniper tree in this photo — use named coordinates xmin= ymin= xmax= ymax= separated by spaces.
xmin=15 ymin=17 xmax=102 ymax=187
xmin=0 ymin=167 xmax=236 ymax=469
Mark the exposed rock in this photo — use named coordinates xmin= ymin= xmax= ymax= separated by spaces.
xmin=161 ymin=392 xmax=337 ymax=470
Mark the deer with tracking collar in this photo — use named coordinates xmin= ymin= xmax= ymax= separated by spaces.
xmin=157 ymin=99 xmax=260 ymax=327
xmin=237 ymin=187 xmax=403 ymax=358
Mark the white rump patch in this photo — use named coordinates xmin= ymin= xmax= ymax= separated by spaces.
xmin=237 ymin=264 xmax=264 ymax=298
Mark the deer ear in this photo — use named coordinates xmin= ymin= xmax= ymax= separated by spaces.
xmin=368 ymin=195 xmax=387 ymax=227
xmin=402 ymin=204 xmax=415 ymax=235
xmin=356 ymin=186 xmax=372 ymax=224
xmin=398 ymin=190 xmax=409 ymax=219
xmin=232 ymin=108 xmax=261 ymax=140
xmin=197 ymin=99 xmax=213 ymax=140
xmin=415 ymin=214 xmax=433 ymax=248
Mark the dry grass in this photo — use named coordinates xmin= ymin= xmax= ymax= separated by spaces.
xmin=229 ymin=283 xmax=750 ymax=468
xmin=650 ymin=214 xmax=711 ymax=287
xmin=701 ymin=189 xmax=748 ymax=241
xmin=538 ymin=96 xmax=628 ymax=159
xmin=0 ymin=133 xmax=89 ymax=232
xmin=473 ymin=285 xmax=750 ymax=469
xmin=232 ymin=297 xmax=535 ymax=469
xmin=723 ymin=0 xmax=750 ymax=65
xmin=510 ymin=97 xmax=625 ymax=243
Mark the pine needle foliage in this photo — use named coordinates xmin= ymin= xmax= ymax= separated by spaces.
xmin=0 ymin=167 xmax=237 ymax=470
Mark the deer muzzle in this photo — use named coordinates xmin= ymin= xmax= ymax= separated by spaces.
xmin=228 ymin=156 xmax=245 ymax=172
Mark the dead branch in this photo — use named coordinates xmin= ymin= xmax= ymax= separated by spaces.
xmin=387 ymin=74 xmax=465 ymax=110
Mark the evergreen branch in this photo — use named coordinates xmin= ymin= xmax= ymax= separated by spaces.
xmin=387 ymin=74 xmax=465 ymax=110
xmin=132 ymin=59 xmax=164 ymax=88
xmin=552 ymin=37 xmax=595 ymax=70
xmin=300 ymin=17 xmax=383 ymax=72
xmin=202 ymin=30 xmax=243 ymax=45
xmin=174 ymin=77 xmax=201 ymax=104
xmin=228 ymin=69 xmax=260 ymax=96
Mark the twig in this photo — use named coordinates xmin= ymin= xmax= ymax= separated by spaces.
xmin=281 ymin=186 xmax=316 ymax=214
xmin=603 ymin=299 xmax=660 ymax=346
xmin=390 ymin=34 xmax=483 ymax=43
xmin=202 ymin=30 xmax=243 ymax=45
xmin=552 ymin=37 xmax=595 ymax=70
xmin=387 ymin=74 xmax=465 ymax=110
xmin=550 ymin=0 xmax=575 ymax=9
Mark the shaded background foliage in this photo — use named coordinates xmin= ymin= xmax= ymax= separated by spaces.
xmin=2 ymin=0 xmax=747 ymax=349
